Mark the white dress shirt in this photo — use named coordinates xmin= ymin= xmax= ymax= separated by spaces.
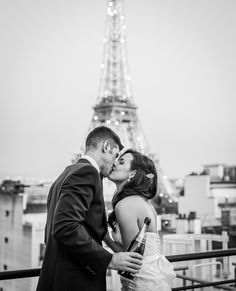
xmin=81 ymin=155 xmax=100 ymax=173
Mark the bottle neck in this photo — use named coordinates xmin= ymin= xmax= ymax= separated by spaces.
xmin=136 ymin=222 xmax=150 ymax=241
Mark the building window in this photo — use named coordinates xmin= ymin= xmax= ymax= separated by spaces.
xmin=5 ymin=210 xmax=10 ymax=217
xmin=4 ymin=237 xmax=8 ymax=243
xmin=3 ymin=265 xmax=7 ymax=270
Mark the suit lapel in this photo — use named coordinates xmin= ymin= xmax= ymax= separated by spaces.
xmin=100 ymin=180 xmax=108 ymax=232
xmin=79 ymin=158 xmax=108 ymax=234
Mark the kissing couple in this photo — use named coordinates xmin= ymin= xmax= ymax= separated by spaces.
xmin=36 ymin=126 xmax=175 ymax=291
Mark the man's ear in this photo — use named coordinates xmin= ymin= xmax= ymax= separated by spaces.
xmin=102 ymin=140 xmax=110 ymax=153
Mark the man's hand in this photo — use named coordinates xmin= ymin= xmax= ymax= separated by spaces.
xmin=108 ymin=252 xmax=143 ymax=273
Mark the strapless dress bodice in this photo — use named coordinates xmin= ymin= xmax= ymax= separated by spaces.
xmin=111 ymin=223 xmax=176 ymax=291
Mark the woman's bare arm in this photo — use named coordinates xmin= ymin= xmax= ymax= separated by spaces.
xmin=115 ymin=197 xmax=140 ymax=250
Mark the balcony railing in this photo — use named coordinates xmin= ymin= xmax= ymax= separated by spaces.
xmin=0 ymin=249 xmax=236 ymax=290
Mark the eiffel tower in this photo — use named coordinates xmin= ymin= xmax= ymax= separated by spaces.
xmin=74 ymin=0 xmax=177 ymax=210
xmin=87 ymin=0 xmax=148 ymax=154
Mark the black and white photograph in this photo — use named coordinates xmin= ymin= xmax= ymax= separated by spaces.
xmin=0 ymin=0 xmax=236 ymax=290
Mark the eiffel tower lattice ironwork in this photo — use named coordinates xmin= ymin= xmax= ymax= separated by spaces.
xmin=74 ymin=0 xmax=177 ymax=209
xmin=87 ymin=0 xmax=149 ymax=154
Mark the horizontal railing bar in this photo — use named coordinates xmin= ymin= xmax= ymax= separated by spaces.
xmin=167 ymin=248 xmax=236 ymax=262
xmin=176 ymin=274 xmax=234 ymax=290
xmin=0 ymin=268 xmax=40 ymax=280
xmin=0 ymin=248 xmax=235 ymax=282
xmin=172 ymin=279 xmax=236 ymax=290
xmin=174 ymin=266 xmax=188 ymax=271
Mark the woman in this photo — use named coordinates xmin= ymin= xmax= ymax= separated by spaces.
xmin=104 ymin=149 xmax=175 ymax=291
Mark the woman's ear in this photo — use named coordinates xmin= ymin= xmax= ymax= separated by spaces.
xmin=128 ymin=170 xmax=136 ymax=181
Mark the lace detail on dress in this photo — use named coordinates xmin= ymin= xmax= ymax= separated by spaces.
xmin=112 ymin=223 xmax=176 ymax=291
xmin=143 ymin=232 xmax=160 ymax=256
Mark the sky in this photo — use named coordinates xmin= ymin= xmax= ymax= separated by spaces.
xmin=0 ymin=0 xmax=236 ymax=181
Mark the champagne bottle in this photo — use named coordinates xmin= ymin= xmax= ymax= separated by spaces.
xmin=118 ymin=217 xmax=151 ymax=280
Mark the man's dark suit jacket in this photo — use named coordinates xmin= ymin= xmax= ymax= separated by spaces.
xmin=36 ymin=159 xmax=112 ymax=291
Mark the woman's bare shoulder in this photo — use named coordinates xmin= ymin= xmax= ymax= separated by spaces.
xmin=115 ymin=196 xmax=146 ymax=216
xmin=115 ymin=196 xmax=157 ymax=232
xmin=116 ymin=195 xmax=145 ymax=208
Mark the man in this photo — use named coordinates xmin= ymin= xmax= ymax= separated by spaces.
xmin=36 ymin=126 xmax=142 ymax=291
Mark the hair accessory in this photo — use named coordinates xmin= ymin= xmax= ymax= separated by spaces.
xmin=146 ymin=173 xmax=154 ymax=179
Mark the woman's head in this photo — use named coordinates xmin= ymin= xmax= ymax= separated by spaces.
xmin=109 ymin=149 xmax=158 ymax=201
xmin=107 ymin=149 xmax=158 ymax=230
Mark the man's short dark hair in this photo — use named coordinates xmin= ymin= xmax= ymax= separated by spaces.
xmin=85 ymin=126 xmax=123 ymax=151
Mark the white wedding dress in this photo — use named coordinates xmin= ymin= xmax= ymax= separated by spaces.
xmin=112 ymin=224 xmax=176 ymax=291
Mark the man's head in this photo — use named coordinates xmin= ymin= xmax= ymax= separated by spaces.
xmin=85 ymin=126 xmax=123 ymax=177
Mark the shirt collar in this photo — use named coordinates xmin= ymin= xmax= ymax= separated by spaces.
xmin=81 ymin=155 xmax=100 ymax=173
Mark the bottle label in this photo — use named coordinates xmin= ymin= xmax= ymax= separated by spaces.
xmin=135 ymin=236 xmax=145 ymax=244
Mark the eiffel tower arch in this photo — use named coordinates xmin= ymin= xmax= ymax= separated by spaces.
xmin=74 ymin=0 xmax=177 ymax=211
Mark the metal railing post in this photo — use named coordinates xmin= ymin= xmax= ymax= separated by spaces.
xmin=183 ymin=268 xmax=186 ymax=287
xmin=232 ymin=262 xmax=236 ymax=287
